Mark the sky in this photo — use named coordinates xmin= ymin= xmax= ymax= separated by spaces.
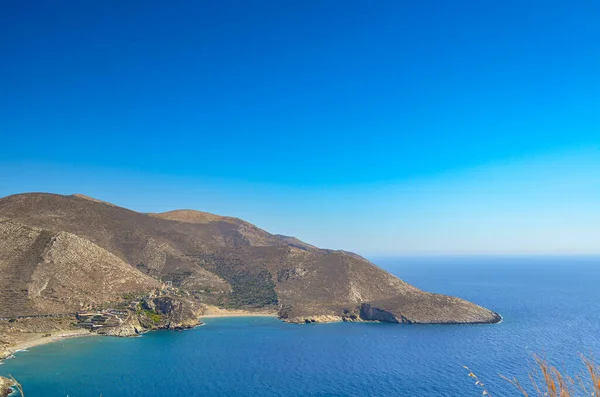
xmin=1 ymin=1 xmax=599 ymax=256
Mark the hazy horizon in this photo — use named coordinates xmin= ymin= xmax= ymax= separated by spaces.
xmin=1 ymin=1 xmax=599 ymax=256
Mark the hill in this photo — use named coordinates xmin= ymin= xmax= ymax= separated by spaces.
xmin=0 ymin=193 xmax=500 ymax=325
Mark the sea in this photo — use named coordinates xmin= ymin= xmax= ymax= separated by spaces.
xmin=2 ymin=256 xmax=600 ymax=397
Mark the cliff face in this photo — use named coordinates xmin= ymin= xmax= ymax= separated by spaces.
xmin=92 ymin=293 xmax=202 ymax=337
xmin=360 ymin=304 xmax=403 ymax=324
xmin=139 ymin=294 xmax=203 ymax=330
xmin=0 ymin=193 xmax=500 ymax=326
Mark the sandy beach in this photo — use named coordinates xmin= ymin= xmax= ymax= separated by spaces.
xmin=2 ymin=308 xmax=276 ymax=359
xmin=199 ymin=313 xmax=278 ymax=318
xmin=199 ymin=305 xmax=278 ymax=318
xmin=3 ymin=329 xmax=93 ymax=359
xmin=0 ymin=306 xmax=278 ymax=361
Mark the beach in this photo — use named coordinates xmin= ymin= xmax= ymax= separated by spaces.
xmin=3 ymin=329 xmax=93 ymax=358
xmin=198 ymin=305 xmax=278 ymax=319
xmin=1 ymin=307 xmax=277 ymax=360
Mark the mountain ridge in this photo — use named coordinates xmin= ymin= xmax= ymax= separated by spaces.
xmin=0 ymin=192 xmax=500 ymax=326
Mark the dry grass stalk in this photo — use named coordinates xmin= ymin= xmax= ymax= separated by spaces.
xmin=500 ymin=354 xmax=600 ymax=397
xmin=8 ymin=375 xmax=24 ymax=396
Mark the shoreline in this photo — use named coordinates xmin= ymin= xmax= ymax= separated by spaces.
xmin=3 ymin=329 xmax=93 ymax=360
xmin=198 ymin=306 xmax=278 ymax=319
xmin=2 ymin=308 xmax=499 ymax=357
xmin=1 ymin=310 xmax=278 ymax=361
xmin=1 ymin=311 xmax=501 ymax=366
xmin=199 ymin=313 xmax=278 ymax=318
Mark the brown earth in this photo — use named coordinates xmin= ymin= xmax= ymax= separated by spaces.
xmin=0 ymin=192 xmax=500 ymax=329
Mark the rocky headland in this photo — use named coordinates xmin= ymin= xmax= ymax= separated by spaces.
xmin=0 ymin=192 xmax=500 ymax=358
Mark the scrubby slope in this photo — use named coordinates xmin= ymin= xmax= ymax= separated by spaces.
xmin=0 ymin=193 xmax=500 ymax=324
xmin=0 ymin=220 xmax=160 ymax=317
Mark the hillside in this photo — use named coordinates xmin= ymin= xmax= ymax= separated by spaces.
xmin=0 ymin=193 xmax=500 ymax=325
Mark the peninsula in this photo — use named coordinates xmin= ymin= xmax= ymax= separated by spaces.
xmin=0 ymin=193 xmax=500 ymax=358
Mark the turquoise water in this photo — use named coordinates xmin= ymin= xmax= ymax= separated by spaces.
xmin=2 ymin=257 xmax=600 ymax=396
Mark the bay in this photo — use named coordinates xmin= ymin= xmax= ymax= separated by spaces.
xmin=3 ymin=256 xmax=600 ymax=396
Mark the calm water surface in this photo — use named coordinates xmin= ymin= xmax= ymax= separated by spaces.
xmin=2 ymin=256 xmax=600 ymax=396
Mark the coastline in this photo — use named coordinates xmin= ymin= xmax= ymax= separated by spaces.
xmin=200 ymin=314 xmax=278 ymax=318
xmin=10 ymin=330 xmax=93 ymax=353
xmin=2 ymin=329 xmax=93 ymax=360
xmin=198 ymin=306 xmax=278 ymax=319
xmin=2 ymin=308 xmax=499 ymax=358
xmin=1 ymin=308 xmax=278 ymax=361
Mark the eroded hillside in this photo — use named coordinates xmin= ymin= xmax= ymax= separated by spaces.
xmin=0 ymin=193 xmax=500 ymax=325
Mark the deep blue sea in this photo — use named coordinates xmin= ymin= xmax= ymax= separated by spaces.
xmin=2 ymin=257 xmax=600 ymax=397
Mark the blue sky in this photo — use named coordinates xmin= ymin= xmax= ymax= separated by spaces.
xmin=1 ymin=1 xmax=599 ymax=255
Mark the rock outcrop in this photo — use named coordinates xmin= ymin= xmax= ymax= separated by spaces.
xmin=359 ymin=304 xmax=403 ymax=323
xmin=95 ymin=315 xmax=144 ymax=337
xmin=89 ymin=292 xmax=202 ymax=336
xmin=0 ymin=376 xmax=15 ymax=397
xmin=0 ymin=347 xmax=11 ymax=361
xmin=139 ymin=293 xmax=203 ymax=330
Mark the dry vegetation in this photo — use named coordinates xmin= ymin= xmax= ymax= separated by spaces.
xmin=0 ymin=193 xmax=500 ymax=325
xmin=8 ymin=376 xmax=23 ymax=397
xmin=467 ymin=354 xmax=600 ymax=396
